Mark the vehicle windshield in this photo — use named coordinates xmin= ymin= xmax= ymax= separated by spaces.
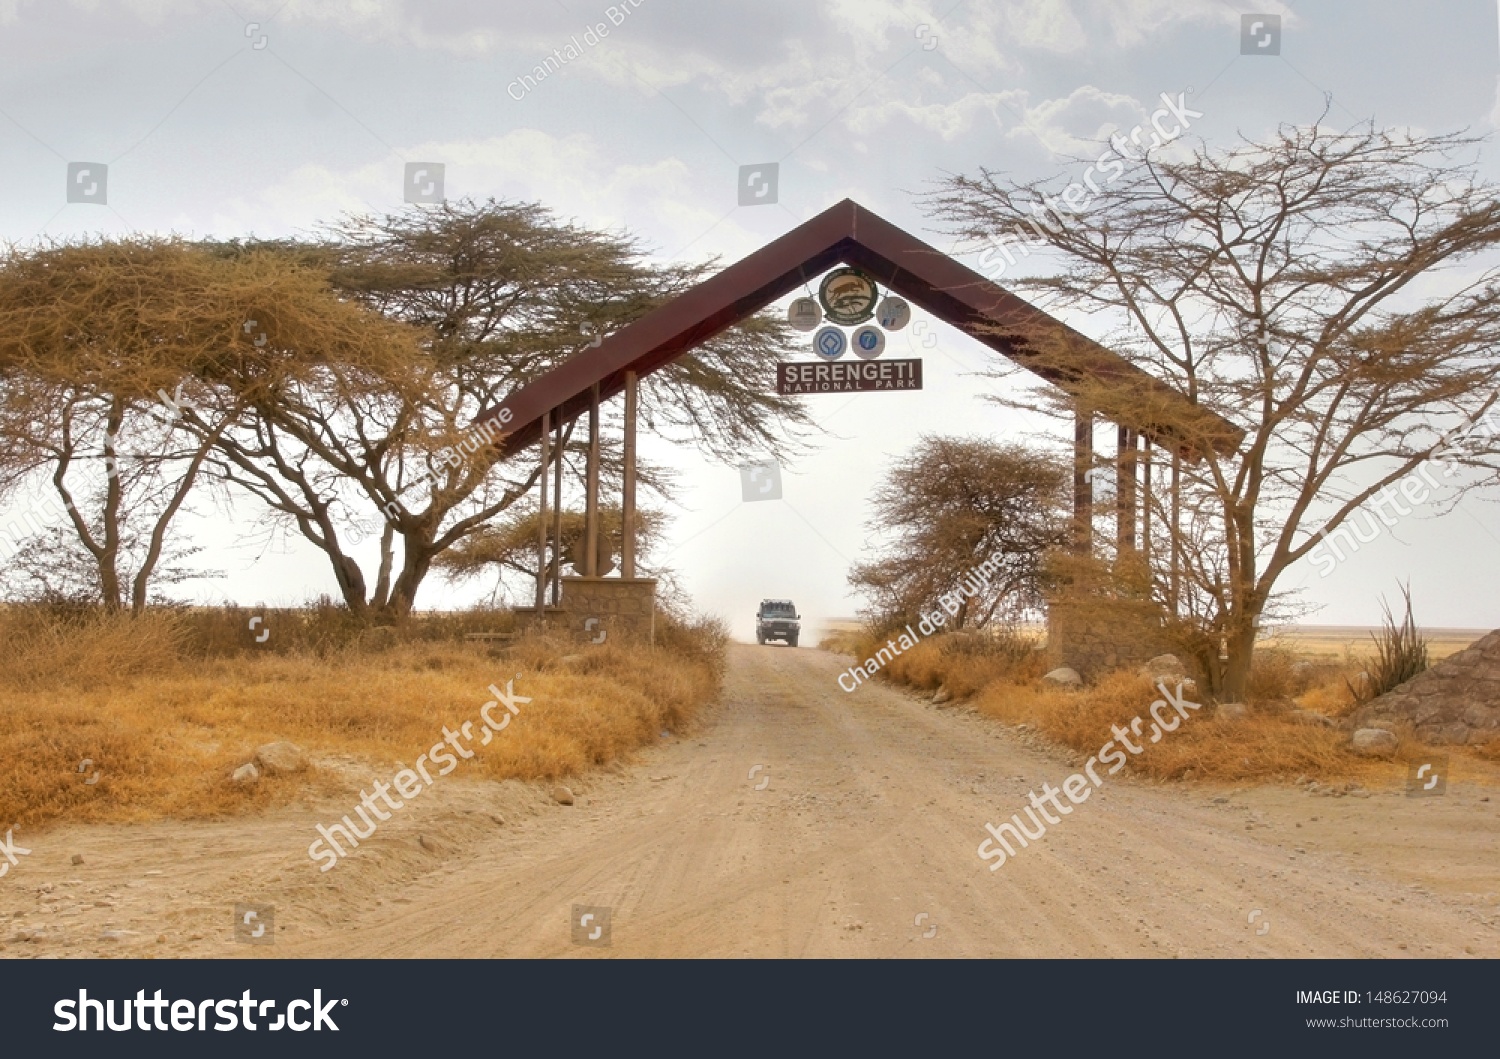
xmin=761 ymin=602 xmax=795 ymax=617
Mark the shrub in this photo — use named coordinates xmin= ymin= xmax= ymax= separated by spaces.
xmin=1348 ymin=584 xmax=1428 ymax=704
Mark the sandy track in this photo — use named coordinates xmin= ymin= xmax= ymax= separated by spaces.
xmin=5 ymin=644 xmax=1499 ymax=958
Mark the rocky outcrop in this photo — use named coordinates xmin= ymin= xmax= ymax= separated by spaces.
xmin=1348 ymin=629 xmax=1500 ymax=745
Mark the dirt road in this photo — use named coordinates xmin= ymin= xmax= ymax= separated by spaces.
xmin=5 ymin=644 xmax=1499 ymax=958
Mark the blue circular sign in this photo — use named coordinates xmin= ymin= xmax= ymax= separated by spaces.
xmin=852 ymin=325 xmax=886 ymax=359
xmin=814 ymin=325 xmax=847 ymax=360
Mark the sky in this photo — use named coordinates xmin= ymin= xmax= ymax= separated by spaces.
xmin=3 ymin=0 xmax=1500 ymax=639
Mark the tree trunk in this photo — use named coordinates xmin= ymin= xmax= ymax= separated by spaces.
xmin=1217 ymin=613 xmax=1259 ymax=703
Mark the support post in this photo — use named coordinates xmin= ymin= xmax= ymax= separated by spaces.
xmin=550 ymin=415 xmax=563 ymax=605
xmin=1073 ymin=407 xmax=1093 ymax=555
xmin=1141 ymin=437 xmax=1152 ymax=568
xmin=584 ymin=382 xmax=601 ymax=577
xmin=1116 ymin=426 xmax=1137 ymax=555
xmin=1170 ymin=451 xmax=1182 ymax=618
xmin=622 ymin=371 xmax=638 ymax=580
xmin=535 ymin=408 xmax=550 ymax=616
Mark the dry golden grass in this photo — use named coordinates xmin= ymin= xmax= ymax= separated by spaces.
xmin=825 ymin=619 xmax=1493 ymax=786
xmin=834 ymin=625 xmax=1047 ymax=698
xmin=0 ymin=608 xmax=724 ymax=831
xmin=972 ymin=672 xmax=1394 ymax=784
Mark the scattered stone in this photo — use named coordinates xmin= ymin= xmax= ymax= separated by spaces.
xmin=489 ymin=814 xmax=506 ymax=827
xmin=156 ymin=935 xmax=166 ymax=944
xmin=361 ymin=626 xmax=399 ymax=650
xmin=70 ymin=854 xmax=84 ymax=866
xmin=1217 ymin=703 xmax=1249 ymax=721
xmin=253 ymin=741 xmax=307 ymax=775
xmin=1288 ymin=709 xmax=1336 ymax=728
xmin=418 ymin=834 xmax=445 ymax=854
xmin=1212 ymin=796 xmax=1229 ymax=804
xmin=932 ymin=685 xmax=952 ymax=705
xmin=1042 ymin=667 xmax=1082 ymax=688
xmin=1294 ymin=774 xmax=1309 ymax=786
xmin=552 ymin=785 xmax=575 ymax=806
xmin=231 ymin=762 xmax=261 ymax=786
xmin=99 ymin=930 xmax=138 ymax=943
xmin=1351 ymin=728 xmax=1399 ymax=758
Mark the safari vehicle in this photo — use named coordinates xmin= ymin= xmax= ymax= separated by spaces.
xmin=756 ymin=599 xmax=800 ymax=647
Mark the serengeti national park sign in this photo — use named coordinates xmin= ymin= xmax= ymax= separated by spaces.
xmin=776 ymin=358 xmax=923 ymax=394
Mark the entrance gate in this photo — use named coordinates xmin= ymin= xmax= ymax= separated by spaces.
xmin=474 ymin=199 xmax=1241 ymax=654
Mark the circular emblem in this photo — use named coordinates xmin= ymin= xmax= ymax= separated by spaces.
xmin=851 ymin=325 xmax=886 ymax=360
xmin=876 ymin=296 xmax=911 ymax=331
xmin=813 ymin=326 xmax=847 ymax=360
xmin=787 ymin=297 xmax=822 ymax=332
xmin=818 ymin=267 xmax=879 ymax=326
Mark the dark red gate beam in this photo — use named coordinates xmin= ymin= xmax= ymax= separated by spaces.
xmin=470 ymin=198 xmax=1243 ymax=463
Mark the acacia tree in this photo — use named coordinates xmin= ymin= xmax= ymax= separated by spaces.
xmin=435 ymin=504 xmax=666 ymax=603
xmin=928 ymin=116 xmax=1500 ymax=699
xmin=850 ymin=435 xmax=1070 ymax=631
xmin=200 ymin=199 xmax=812 ymax=619
xmin=0 ymin=239 xmax=414 ymax=613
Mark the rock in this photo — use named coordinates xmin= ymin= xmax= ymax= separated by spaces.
xmin=1351 ymin=728 xmax=1399 ymax=758
xmin=70 ymin=854 xmax=84 ymax=866
xmin=932 ymin=685 xmax=952 ymax=705
xmin=418 ymin=834 xmax=444 ymax=854
xmin=489 ymin=814 xmax=506 ymax=827
xmin=1217 ymin=703 xmax=1249 ymax=721
xmin=1140 ymin=654 xmax=1186 ymax=679
xmin=1042 ymin=667 xmax=1082 ymax=687
xmin=552 ymin=784 xmax=575 ymax=806
xmin=99 ymin=930 xmax=138 ymax=943
xmin=253 ymin=741 xmax=307 ymax=775
xmin=361 ymin=626 xmax=399 ymax=650
xmin=1368 ymin=720 xmax=1398 ymax=732
xmin=1294 ymin=774 xmax=1309 ymax=785
xmin=1287 ymin=709 xmax=1335 ymax=728
xmin=231 ymin=762 xmax=261 ymax=786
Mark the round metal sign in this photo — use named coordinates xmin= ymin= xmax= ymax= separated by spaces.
xmin=813 ymin=325 xmax=847 ymax=360
xmin=818 ymin=267 xmax=879 ymax=326
xmin=787 ymin=297 xmax=822 ymax=332
xmin=851 ymin=325 xmax=886 ymax=360
xmin=876 ymin=296 xmax=911 ymax=331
